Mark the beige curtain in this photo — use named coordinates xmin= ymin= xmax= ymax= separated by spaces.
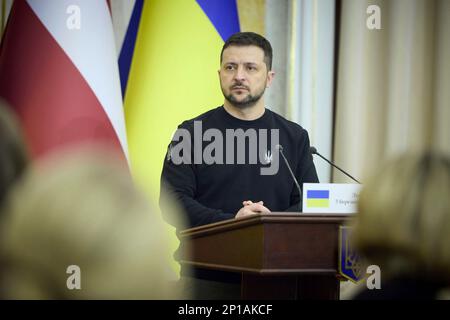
xmin=237 ymin=0 xmax=266 ymax=35
xmin=334 ymin=0 xmax=450 ymax=182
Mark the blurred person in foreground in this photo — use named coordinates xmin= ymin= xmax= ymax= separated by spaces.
xmin=353 ymin=151 xmax=450 ymax=299
xmin=0 ymin=147 xmax=186 ymax=299
xmin=0 ymin=101 xmax=28 ymax=209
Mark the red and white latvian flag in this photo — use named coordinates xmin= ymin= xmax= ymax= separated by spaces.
xmin=0 ymin=0 xmax=128 ymax=162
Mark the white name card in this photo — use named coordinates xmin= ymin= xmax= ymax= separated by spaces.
xmin=302 ymin=183 xmax=362 ymax=214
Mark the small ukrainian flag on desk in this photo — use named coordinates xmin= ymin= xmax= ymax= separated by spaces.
xmin=306 ymin=190 xmax=330 ymax=208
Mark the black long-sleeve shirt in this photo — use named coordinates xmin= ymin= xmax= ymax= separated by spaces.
xmin=160 ymin=106 xmax=319 ymax=230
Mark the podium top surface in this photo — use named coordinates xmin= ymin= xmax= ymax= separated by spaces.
xmin=180 ymin=212 xmax=354 ymax=238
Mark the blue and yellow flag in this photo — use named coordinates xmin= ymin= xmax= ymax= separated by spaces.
xmin=123 ymin=0 xmax=240 ymax=202
xmin=306 ymin=190 xmax=330 ymax=208
xmin=120 ymin=0 xmax=240 ymax=272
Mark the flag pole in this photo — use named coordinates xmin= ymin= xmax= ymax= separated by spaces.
xmin=1 ymin=0 xmax=6 ymax=37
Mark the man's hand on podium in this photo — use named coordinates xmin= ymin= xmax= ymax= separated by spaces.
xmin=235 ymin=200 xmax=271 ymax=219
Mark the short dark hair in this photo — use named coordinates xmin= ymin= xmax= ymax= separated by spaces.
xmin=220 ymin=32 xmax=273 ymax=71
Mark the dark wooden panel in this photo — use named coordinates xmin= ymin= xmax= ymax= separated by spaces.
xmin=264 ymin=223 xmax=339 ymax=270
xmin=241 ymin=274 xmax=340 ymax=300
xmin=242 ymin=274 xmax=298 ymax=300
xmin=184 ymin=223 xmax=265 ymax=271
xmin=297 ymin=275 xmax=340 ymax=300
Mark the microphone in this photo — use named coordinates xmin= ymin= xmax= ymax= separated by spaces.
xmin=310 ymin=146 xmax=361 ymax=184
xmin=276 ymin=144 xmax=302 ymax=211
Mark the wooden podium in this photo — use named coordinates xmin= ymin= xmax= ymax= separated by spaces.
xmin=179 ymin=213 xmax=353 ymax=300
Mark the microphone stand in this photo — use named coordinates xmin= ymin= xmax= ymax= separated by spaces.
xmin=277 ymin=145 xmax=302 ymax=212
xmin=311 ymin=148 xmax=361 ymax=184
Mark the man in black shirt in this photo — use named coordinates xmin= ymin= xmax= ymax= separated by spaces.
xmin=160 ymin=32 xmax=319 ymax=299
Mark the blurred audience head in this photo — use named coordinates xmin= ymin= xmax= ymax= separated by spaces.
xmin=355 ymin=151 xmax=450 ymax=286
xmin=0 ymin=147 xmax=183 ymax=299
xmin=0 ymin=101 xmax=28 ymax=208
